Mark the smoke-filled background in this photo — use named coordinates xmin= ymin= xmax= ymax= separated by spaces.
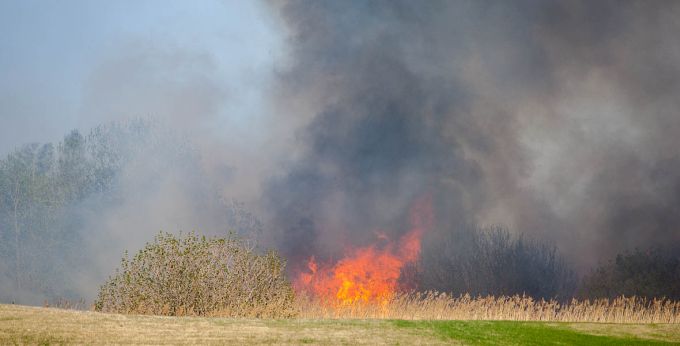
xmin=1 ymin=0 xmax=680 ymax=304
xmin=266 ymin=0 xmax=680 ymax=269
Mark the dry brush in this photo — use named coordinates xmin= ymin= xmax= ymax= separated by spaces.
xmin=95 ymin=231 xmax=295 ymax=318
xmin=296 ymin=292 xmax=680 ymax=323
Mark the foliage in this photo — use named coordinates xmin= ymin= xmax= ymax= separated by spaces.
xmin=0 ymin=120 xmax=262 ymax=305
xmin=579 ymin=248 xmax=680 ymax=300
xmin=0 ymin=122 xmax=152 ymax=303
xmin=417 ymin=226 xmax=577 ymax=299
xmin=95 ymin=231 xmax=296 ymax=318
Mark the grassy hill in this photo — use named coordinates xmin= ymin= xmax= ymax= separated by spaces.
xmin=1 ymin=304 xmax=679 ymax=345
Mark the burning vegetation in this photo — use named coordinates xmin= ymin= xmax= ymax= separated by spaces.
xmin=92 ymin=226 xmax=680 ymax=323
xmin=294 ymin=195 xmax=431 ymax=305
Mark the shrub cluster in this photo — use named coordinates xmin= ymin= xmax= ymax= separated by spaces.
xmin=418 ymin=226 xmax=577 ymax=299
xmin=95 ymin=232 xmax=295 ymax=318
xmin=579 ymin=247 xmax=680 ymax=300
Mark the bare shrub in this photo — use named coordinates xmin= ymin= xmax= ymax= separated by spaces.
xmin=579 ymin=247 xmax=680 ymax=300
xmin=419 ymin=225 xmax=577 ymax=299
xmin=94 ymin=232 xmax=295 ymax=318
xmin=43 ymin=298 xmax=88 ymax=310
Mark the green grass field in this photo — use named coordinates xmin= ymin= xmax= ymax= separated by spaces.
xmin=1 ymin=304 xmax=679 ymax=345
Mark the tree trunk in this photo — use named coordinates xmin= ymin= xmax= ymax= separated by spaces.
xmin=12 ymin=182 xmax=21 ymax=301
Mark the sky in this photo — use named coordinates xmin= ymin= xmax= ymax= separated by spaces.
xmin=0 ymin=0 xmax=282 ymax=156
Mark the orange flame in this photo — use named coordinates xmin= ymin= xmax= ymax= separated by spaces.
xmin=294 ymin=195 xmax=432 ymax=305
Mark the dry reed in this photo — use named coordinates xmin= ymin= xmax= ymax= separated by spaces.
xmin=42 ymin=298 xmax=89 ymax=311
xmin=295 ymin=292 xmax=680 ymax=323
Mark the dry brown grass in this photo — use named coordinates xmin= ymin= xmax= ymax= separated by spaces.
xmin=296 ymin=292 xmax=680 ymax=323
xmin=0 ymin=304 xmax=448 ymax=345
xmin=3 ymin=303 xmax=680 ymax=345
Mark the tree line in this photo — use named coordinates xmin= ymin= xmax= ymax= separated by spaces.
xmin=1 ymin=122 xmax=678 ymax=304
xmin=0 ymin=122 xmax=152 ymax=302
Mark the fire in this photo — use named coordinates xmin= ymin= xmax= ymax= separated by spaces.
xmin=294 ymin=195 xmax=433 ymax=305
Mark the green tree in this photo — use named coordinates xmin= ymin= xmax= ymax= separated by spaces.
xmin=0 ymin=144 xmax=64 ymax=299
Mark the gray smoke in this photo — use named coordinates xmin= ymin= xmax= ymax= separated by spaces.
xmin=262 ymin=0 xmax=680 ymax=271
xmin=2 ymin=0 xmax=680 ymax=304
xmin=0 ymin=1 xmax=282 ymax=304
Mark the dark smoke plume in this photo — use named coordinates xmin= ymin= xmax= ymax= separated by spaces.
xmin=263 ymin=0 xmax=680 ymax=271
